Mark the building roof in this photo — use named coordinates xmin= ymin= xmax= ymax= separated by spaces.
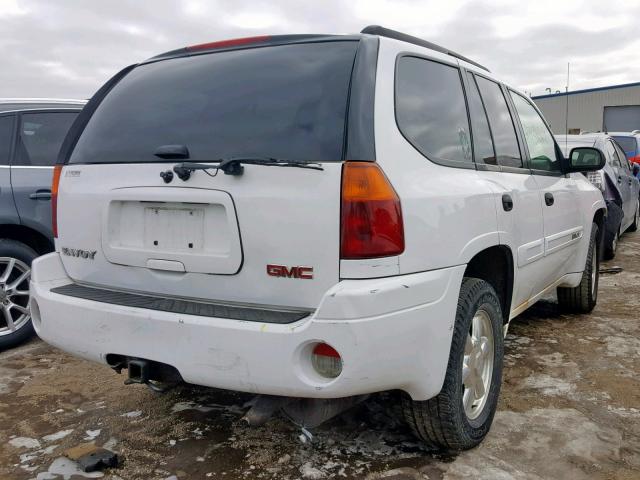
xmin=532 ymin=81 xmax=640 ymax=100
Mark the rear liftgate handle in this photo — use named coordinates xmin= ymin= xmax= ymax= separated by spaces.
xmin=502 ymin=194 xmax=513 ymax=212
xmin=544 ymin=192 xmax=554 ymax=206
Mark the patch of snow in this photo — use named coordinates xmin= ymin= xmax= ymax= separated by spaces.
xmin=121 ymin=410 xmax=142 ymax=418
xmin=523 ymin=374 xmax=575 ymax=396
xmin=300 ymin=462 xmax=325 ymax=479
xmin=103 ymin=437 xmax=118 ymax=450
xmin=42 ymin=429 xmax=73 ymax=442
xmin=34 ymin=457 xmax=104 ymax=479
xmin=83 ymin=429 xmax=101 ymax=441
xmin=9 ymin=437 xmax=41 ymax=449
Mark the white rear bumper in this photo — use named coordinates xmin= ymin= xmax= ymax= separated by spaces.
xmin=30 ymin=253 xmax=464 ymax=400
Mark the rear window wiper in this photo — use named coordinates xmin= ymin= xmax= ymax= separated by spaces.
xmin=172 ymin=157 xmax=324 ymax=180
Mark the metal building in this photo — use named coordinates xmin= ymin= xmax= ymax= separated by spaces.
xmin=532 ymin=82 xmax=640 ymax=134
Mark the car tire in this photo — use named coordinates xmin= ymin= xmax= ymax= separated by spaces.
xmin=628 ymin=200 xmax=639 ymax=232
xmin=402 ymin=277 xmax=504 ymax=451
xmin=604 ymin=228 xmax=618 ymax=260
xmin=0 ymin=239 xmax=38 ymax=351
xmin=557 ymin=223 xmax=599 ymax=314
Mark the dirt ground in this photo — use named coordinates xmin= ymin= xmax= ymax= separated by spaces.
xmin=1 ymin=235 xmax=640 ymax=480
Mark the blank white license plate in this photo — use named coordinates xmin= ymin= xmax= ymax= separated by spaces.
xmin=143 ymin=206 xmax=205 ymax=251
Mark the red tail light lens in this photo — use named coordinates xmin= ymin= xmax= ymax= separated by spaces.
xmin=340 ymin=162 xmax=404 ymax=259
xmin=51 ymin=165 xmax=62 ymax=238
xmin=629 ymin=155 xmax=640 ymax=165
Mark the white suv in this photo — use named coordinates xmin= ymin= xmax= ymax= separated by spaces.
xmin=30 ymin=26 xmax=606 ymax=450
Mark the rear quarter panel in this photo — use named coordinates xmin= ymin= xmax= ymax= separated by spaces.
xmin=372 ymin=38 xmax=501 ymax=276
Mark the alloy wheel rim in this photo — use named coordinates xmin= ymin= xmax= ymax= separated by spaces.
xmin=0 ymin=257 xmax=31 ymax=336
xmin=462 ymin=308 xmax=494 ymax=420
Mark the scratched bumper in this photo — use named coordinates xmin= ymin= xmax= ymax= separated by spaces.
xmin=30 ymin=253 xmax=464 ymax=400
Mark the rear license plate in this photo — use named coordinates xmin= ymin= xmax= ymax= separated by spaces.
xmin=144 ymin=206 xmax=205 ymax=251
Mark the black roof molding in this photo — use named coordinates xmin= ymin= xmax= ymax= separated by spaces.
xmin=361 ymin=25 xmax=490 ymax=72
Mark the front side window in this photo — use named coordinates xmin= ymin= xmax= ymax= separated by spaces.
xmin=396 ymin=56 xmax=472 ymax=165
xmin=510 ymin=92 xmax=559 ymax=172
xmin=0 ymin=115 xmax=14 ymax=165
xmin=474 ymin=76 xmax=522 ymax=168
xmin=16 ymin=112 xmax=78 ymax=166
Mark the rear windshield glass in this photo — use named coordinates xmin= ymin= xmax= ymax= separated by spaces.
xmin=70 ymin=41 xmax=358 ymax=164
xmin=612 ymin=136 xmax=637 ymax=157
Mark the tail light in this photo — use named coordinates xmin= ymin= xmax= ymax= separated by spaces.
xmin=629 ymin=155 xmax=640 ymax=165
xmin=340 ymin=162 xmax=404 ymax=259
xmin=585 ymin=170 xmax=605 ymax=192
xmin=51 ymin=164 xmax=62 ymax=238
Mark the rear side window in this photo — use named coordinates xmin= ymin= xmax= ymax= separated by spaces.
xmin=0 ymin=115 xmax=14 ymax=165
xmin=16 ymin=112 xmax=77 ymax=166
xmin=612 ymin=136 xmax=637 ymax=157
xmin=70 ymin=42 xmax=359 ymax=164
xmin=395 ymin=56 xmax=472 ymax=165
xmin=465 ymin=73 xmax=496 ymax=165
xmin=474 ymin=76 xmax=522 ymax=168
xmin=510 ymin=92 xmax=559 ymax=172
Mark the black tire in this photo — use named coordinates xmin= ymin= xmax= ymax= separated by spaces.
xmin=0 ymin=239 xmax=38 ymax=351
xmin=603 ymin=228 xmax=618 ymax=260
xmin=557 ymin=223 xmax=599 ymax=314
xmin=628 ymin=200 xmax=639 ymax=232
xmin=402 ymin=278 xmax=504 ymax=451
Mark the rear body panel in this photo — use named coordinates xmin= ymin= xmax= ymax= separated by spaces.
xmin=56 ymin=162 xmax=342 ymax=309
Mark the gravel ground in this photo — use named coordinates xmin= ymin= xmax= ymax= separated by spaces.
xmin=1 ymin=233 xmax=639 ymax=479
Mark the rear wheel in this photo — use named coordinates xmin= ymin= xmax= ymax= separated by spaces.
xmin=557 ymin=223 xmax=599 ymax=313
xmin=402 ymin=278 xmax=504 ymax=451
xmin=0 ymin=240 xmax=37 ymax=350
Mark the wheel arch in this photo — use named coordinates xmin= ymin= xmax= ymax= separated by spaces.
xmin=463 ymin=245 xmax=514 ymax=324
xmin=0 ymin=224 xmax=53 ymax=256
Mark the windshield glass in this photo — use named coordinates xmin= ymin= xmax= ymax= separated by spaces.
xmin=70 ymin=41 xmax=358 ymax=164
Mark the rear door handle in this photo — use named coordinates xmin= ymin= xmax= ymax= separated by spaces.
xmin=29 ymin=189 xmax=51 ymax=200
xmin=501 ymin=194 xmax=513 ymax=211
xmin=544 ymin=192 xmax=554 ymax=206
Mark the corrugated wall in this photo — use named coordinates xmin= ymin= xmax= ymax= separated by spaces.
xmin=533 ymin=85 xmax=640 ymax=134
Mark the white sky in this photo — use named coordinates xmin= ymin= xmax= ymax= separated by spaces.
xmin=1 ymin=0 xmax=639 ymax=99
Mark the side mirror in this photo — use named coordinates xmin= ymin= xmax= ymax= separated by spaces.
xmin=564 ymin=147 xmax=606 ymax=173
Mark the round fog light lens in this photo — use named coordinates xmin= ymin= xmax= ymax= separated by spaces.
xmin=311 ymin=343 xmax=342 ymax=379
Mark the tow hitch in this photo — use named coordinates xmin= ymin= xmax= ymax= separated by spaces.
xmin=107 ymin=355 xmax=183 ymax=393
xmin=124 ymin=359 xmax=150 ymax=385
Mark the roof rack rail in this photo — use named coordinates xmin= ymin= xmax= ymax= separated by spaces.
xmin=361 ymin=25 xmax=490 ymax=72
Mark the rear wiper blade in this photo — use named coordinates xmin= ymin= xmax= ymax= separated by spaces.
xmin=172 ymin=157 xmax=324 ymax=180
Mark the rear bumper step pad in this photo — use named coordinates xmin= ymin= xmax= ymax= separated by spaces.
xmin=50 ymin=284 xmax=310 ymax=324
